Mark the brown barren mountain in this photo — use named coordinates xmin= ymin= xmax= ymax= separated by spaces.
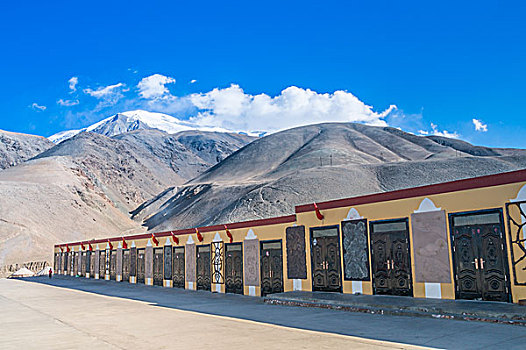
xmin=139 ymin=123 xmax=526 ymax=232
xmin=0 ymin=129 xmax=254 ymax=273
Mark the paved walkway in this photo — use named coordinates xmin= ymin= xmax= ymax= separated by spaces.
xmin=0 ymin=276 xmax=525 ymax=349
xmin=265 ymin=291 xmax=526 ymax=326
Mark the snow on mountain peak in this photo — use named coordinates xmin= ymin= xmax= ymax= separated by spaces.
xmin=48 ymin=110 xmax=231 ymax=144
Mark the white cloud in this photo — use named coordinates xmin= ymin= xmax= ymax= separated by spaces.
xmin=472 ymin=118 xmax=488 ymax=132
xmin=83 ymin=82 xmax=127 ymax=106
xmin=30 ymin=102 xmax=46 ymax=111
xmin=137 ymin=74 xmax=175 ymax=99
xmin=184 ymin=84 xmax=396 ymax=134
xmin=68 ymin=77 xmax=78 ymax=93
xmin=190 ymin=79 xmax=197 ymax=84
xmin=57 ymin=99 xmax=79 ymax=107
xmin=419 ymin=123 xmax=459 ymax=138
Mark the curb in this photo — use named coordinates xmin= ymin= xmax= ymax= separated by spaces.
xmin=264 ymin=298 xmax=526 ymax=327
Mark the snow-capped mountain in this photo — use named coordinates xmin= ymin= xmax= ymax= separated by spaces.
xmin=49 ymin=110 xmax=229 ymax=143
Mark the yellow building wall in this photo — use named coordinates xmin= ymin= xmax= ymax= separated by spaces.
xmin=296 ymin=181 xmax=526 ymax=303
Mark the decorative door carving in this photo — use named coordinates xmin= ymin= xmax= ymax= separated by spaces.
xmin=153 ymin=248 xmax=163 ymax=286
xmin=260 ymin=240 xmax=283 ymax=296
xmin=286 ymin=226 xmax=307 ymax=279
xmin=89 ymin=251 xmax=95 ymax=277
xmin=172 ymin=247 xmax=185 ymax=288
xmin=197 ymin=245 xmax=211 ymax=290
xmin=81 ymin=252 xmax=87 ymax=276
xmin=99 ymin=250 xmax=106 ymax=277
xmin=122 ymin=250 xmax=130 ymax=282
xmin=342 ymin=219 xmax=370 ymax=281
xmin=164 ymin=246 xmax=172 ymax=281
xmin=225 ymin=243 xmax=243 ymax=294
xmin=370 ymin=219 xmax=413 ymax=296
xmin=137 ymin=249 xmax=145 ymax=283
xmin=451 ymin=210 xmax=510 ymax=302
xmin=130 ymin=247 xmax=137 ymax=278
xmin=73 ymin=252 xmax=78 ymax=275
xmin=110 ymin=250 xmax=117 ymax=280
xmin=310 ymin=226 xmax=342 ymax=292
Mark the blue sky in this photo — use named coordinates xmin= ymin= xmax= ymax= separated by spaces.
xmin=0 ymin=1 xmax=525 ymax=147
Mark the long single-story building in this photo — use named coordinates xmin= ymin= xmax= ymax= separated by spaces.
xmin=54 ymin=169 xmax=526 ymax=304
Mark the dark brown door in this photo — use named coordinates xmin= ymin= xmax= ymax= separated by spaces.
xmin=137 ymin=249 xmax=145 ymax=283
xmin=99 ymin=251 xmax=106 ymax=278
xmin=310 ymin=226 xmax=342 ymax=292
xmin=85 ymin=251 xmax=91 ymax=277
xmin=110 ymin=250 xmax=117 ymax=280
xmin=73 ymin=252 xmax=78 ymax=275
xmin=260 ymin=241 xmax=283 ymax=296
xmin=64 ymin=253 xmax=68 ymax=274
xmin=153 ymin=248 xmax=164 ymax=286
xmin=81 ymin=252 xmax=86 ymax=276
xmin=122 ymin=250 xmax=130 ymax=282
xmin=173 ymin=247 xmax=185 ymax=288
xmin=370 ymin=219 xmax=413 ymax=296
xmin=89 ymin=251 xmax=95 ymax=277
xmin=450 ymin=210 xmax=511 ymax=302
xmin=197 ymin=245 xmax=211 ymax=290
xmin=225 ymin=243 xmax=243 ymax=294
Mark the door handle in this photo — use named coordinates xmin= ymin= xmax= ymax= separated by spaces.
xmin=387 ymin=260 xmax=390 ymax=270
xmin=473 ymin=258 xmax=479 ymax=270
xmin=391 ymin=260 xmax=394 ymax=270
xmin=480 ymin=258 xmax=485 ymax=269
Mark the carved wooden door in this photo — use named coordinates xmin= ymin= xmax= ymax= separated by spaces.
xmin=260 ymin=241 xmax=283 ymax=296
xmin=137 ymin=249 xmax=145 ymax=283
xmin=172 ymin=247 xmax=185 ymax=288
xmin=73 ymin=252 xmax=78 ymax=275
xmin=371 ymin=219 xmax=413 ymax=296
xmin=225 ymin=243 xmax=243 ymax=294
xmin=110 ymin=250 xmax=117 ymax=280
xmin=86 ymin=251 xmax=91 ymax=276
xmin=164 ymin=246 xmax=172 ymax=282
xmin=130 ymin=247 xmax=137 ymax=279
xmin=89 ymin=251 xmax=95 ymax=277
xmin=451 ymin=210 xmax=510 ymax=302
xmin=81 ymin=252 xmax=86 ymax=276
xmin=197 ymin=245 xmax=211 ymax=290
xmin=122 ymin=250 xmax=130 ymax=282
xmin=99 ymin=251 xmax=106 ymax=277
xmin=310 ymin=226 xmax=342 ymax=292
xmin=153 ymin=248 xmax=164 ymax=286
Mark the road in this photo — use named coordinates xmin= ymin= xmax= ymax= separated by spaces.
xmin=0 ymin=276 xmax=525 ymax=349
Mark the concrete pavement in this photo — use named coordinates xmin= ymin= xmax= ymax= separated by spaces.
xmin=1 ymin=276 xmax=525 ymax=349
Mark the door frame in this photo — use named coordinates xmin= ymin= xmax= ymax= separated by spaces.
xmin=309 ymin=225 xmax=343 ymax=293
xmin=448 ymin=207 xmax=512 ymax=302
xmin=369 ymin=218 xmax=413 ymax=296
xmin=225 ymin=242 xmax=244 ymax=294
xmin=260 ymin=239 xmax=284 ymax=296
xmin=196 ymin=244 xmax=211 ymax=290
xmin=172 ymin=246 xmax=185 ymax=288
xmin=153 ymin=247 xmax=164 ymax=286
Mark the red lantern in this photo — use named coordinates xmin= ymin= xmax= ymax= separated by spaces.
xmin=151 ymin=233 xmax=159 ymax=246
xmin=313 ymin=202 xmax=324 ymax=220
xmin=224 ymin=225 xmax=233 ymax=243
xmin=195 ymin=228 xmax=203 ymax=242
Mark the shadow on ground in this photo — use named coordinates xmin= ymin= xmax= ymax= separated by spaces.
xmin=19 ymin=275 xmax=526 ymax=349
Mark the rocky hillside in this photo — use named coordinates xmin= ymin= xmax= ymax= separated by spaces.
xmin=0 ymin=130 xmax=54 ymax=169
xmin=0 ymin=129 xmax=254 ymax=270
xmin=138 ymin=122 xmax=526 ymax=231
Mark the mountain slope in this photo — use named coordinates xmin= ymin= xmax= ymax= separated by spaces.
xmin=138 ymin=122 xmax=526 ymax=231
xmin=0 ymin=130 xmax=54 ymax=169
xmin=49 ymin=110 xmax=232 ymax=143
xmin=0 ymin=129 xmax=254 ymax=271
